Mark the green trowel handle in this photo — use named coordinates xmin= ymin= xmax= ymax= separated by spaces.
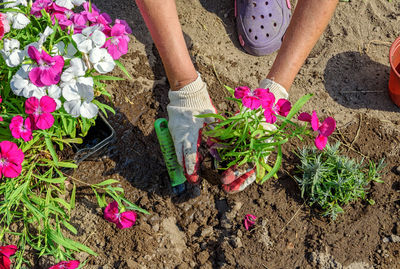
xmin=154 ymin=118 xmax=186 ymax=187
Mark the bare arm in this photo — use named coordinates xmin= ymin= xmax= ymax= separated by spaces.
xmin=267 ymin=0 xmax=339 ymax=90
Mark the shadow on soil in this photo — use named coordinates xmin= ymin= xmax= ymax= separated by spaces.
xmin=324 ymin=51 xmax=400 ymax=112
xmin=198 ymin=0 xmax=242 ymax=52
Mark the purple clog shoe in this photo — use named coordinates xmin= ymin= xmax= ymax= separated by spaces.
xmin=235 ymin=0 xmax=291 ymax=56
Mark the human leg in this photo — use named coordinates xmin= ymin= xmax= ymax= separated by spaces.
xmin=135 ymin=0 xmax=197 ymax=90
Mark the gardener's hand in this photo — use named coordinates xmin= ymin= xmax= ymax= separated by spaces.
xmin=221 ymin=79 xmax=288 ymax=193
xmin=167 ymin=73 xmax=216 ymax=184
xmin=259 ymin=78 xmax=289 ymax=100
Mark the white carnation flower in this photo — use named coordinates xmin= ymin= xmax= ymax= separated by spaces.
xmin=89 ymin=47 xmax=115 ymax=74
xmin=0 ymin=38 xmax=24 ymax=67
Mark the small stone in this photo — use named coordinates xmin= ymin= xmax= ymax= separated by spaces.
xmin=287 ymin=242 xmax=295 ymax=250
xmin=152 ymin=223 xmax=160 ymax=232
xmin=201 ymin=227 xmax=214 ymax=238
xmin=126 ymin=259 xmax=141 ymax=268
xmin=383 ymin=237 xmax=390 ymax=243
xmin=187 ymin=222 xmax=198 ymax=236
xmin=177 ymin=264 xmax=190 ymax=269
xmin=237 ymin=230 xmax=243 ymax=237
xmin=197 ymin=251 xmax=210 ymax=265
xmin=390 ymin=234 xmax=400 ymax=243
xmin=229 ymin=236 xmax=242 ymax=248
xmin=396 ymin=166 xmax=400 ymax=175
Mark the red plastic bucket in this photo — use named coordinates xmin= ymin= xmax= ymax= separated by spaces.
xmin=389 ymin=36 xmax=400 ymax=107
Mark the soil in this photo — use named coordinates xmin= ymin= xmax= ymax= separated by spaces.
xmin=37 ymin=0 xmax=400 ymax=268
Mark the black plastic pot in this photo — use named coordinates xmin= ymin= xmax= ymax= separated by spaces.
xmin=72 ymin=112 xmax=116 ymax=164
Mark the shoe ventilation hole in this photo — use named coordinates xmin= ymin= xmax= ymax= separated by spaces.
xmin=261 ymin=15 xmax=265 ymax=19
xmin=252 ymin=15 xmax=255 ymax=20
xmin=261 ymin=25 xmax=264 ymax=29
xmin=255 ymin=36 xmax=258 ymax=40
xmin=269 ymin=13 xmax=272 ymax=17
xmin=266 ymin=33 xmax=270 ymax=37
xmin=265 ymin=1 xmax=269 ymax=5
xmin=249 ymin=28 xmax=252 ymax=33
xmin=273 ymin=22 xmax=277 ymax=27
xmin=253 ymin=2 xmax=257 ymax=7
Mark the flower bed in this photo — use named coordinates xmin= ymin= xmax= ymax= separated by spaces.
xmin=0 ymin=0 xmax=147 ymax=268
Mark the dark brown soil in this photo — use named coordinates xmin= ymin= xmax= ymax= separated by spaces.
xmin=40 ymin=0 xmax=400 ymax=268
xmin=63 ymin=52 xmax=400 ymax=268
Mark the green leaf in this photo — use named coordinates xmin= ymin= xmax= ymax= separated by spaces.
xmin=93 ymin=75 xmax=125 ymax=81
xmin=224 ymin=85 xmax=235 ymax=96
xmin=195 ymin=113 xmax=225 ymax=121
xmin=45 ymin=135 xmax=59 ymax=165
xmin=115 ymin=60 xmax=133 ymax=80
xmin=62 ymin=220 xmax=78 ymax=235
xmin=259 ymin=145 xmax=282 ymax=184
xmin=70 ymin=183 xmax=76 ymax=210
xmin=57 ymin=162 xmax=78 ymax=169
xmin=93 ymin=179 xmax=119 ymax=187
xmin=280 ymin=93 xmax=313 ymax=129
xmin=121 ymin=197 xmax=150 ymax=215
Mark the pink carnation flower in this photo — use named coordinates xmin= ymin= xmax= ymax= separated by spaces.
xmin=104 ymin=201 xmax=137 ymax=229
xmin=27 ymin=46 xmax=64 ymax=87
xmin=49 ymin=260 xmax=80 ymax=269
xmin=25 ymin=96 xmax=56 ymax=130
xmin=0 ymin=12 xmax=10 ymax=40
xmin=30 ymin=0 xmax=53 ymax=17
xmin=0 ymin=141 xmax=24 ymax=178
xmin=234 ymin=86 xmax=272 ymax=110
xmin=243 ymin=214 xmax=257 ymax=230
xmin=104 ymin=22 xmax=130 ymax=60
xmin=298 ymin=111 xmax=336 ymax=150
xmin=0 ymin=245 xmax=17 ymax=269
xmin=9 ymin=116 xmax=33 ymax=142
xmin=261 ymin=94 xmax=291 ymax=124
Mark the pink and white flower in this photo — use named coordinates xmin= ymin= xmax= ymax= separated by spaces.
xmin=234 ymin=86 xmax=272 ymax=110
xmin=25 ymin=96 xmax=56 ymax=130
xmin=30 ymin=0 xmax=53 ymax=17
xmin=27 ymin=46 xmax=65 ymax=87
xmin=49 ymin=260 xmax=80 ymax=269
xmin=9 ymin=115 xmax=32 ymax=142
xmin=103 ymin=22 xmax=130 ymax=60
xmin=104 ymin=201 xmax=137 ymax=229
xmin=10 ymin=65 xmax=46 ymax=98
xmin=298 ymin=111 xmax=336 ymax=150
xmin=0 ymin=141 xmax=24 ymax=178
xmin=261 ymin=94 xmax=291 ymax=124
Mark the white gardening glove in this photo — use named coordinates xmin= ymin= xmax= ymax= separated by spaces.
xmin=167 ymin=73 xmax=216 ymax=184
xmin=259 ymin=78 xmax=289 ymax=100
xmin=221 ymin=78 xmax=289 ymax=193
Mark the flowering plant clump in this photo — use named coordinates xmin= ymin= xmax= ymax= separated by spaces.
xmin=0 ymin=0 xmax=147 ymax=267
xmin=199 ymin=86 xmax=336 ymax=184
